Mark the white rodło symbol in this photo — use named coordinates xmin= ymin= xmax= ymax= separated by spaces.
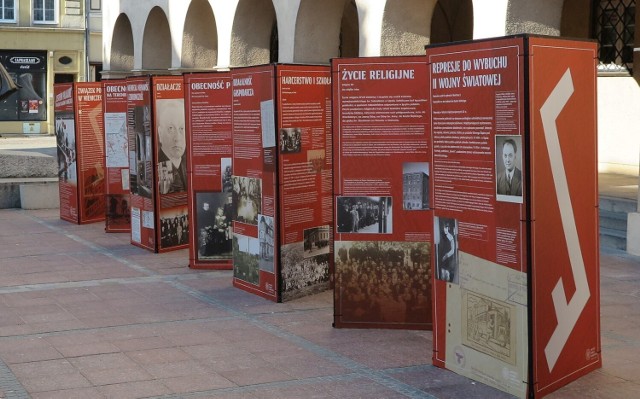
xmin=539 ymin=68 xmax=591 ymax=372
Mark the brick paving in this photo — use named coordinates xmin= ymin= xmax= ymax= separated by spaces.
xmin=0 ymin=208 xmax=639 ymax=398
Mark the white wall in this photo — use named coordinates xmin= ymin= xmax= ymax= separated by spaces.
xmin=597 ymin=77 xmax=640 ymax=175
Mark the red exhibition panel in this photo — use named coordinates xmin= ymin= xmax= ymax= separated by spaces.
xmin=126 ymin=77 xmax=156 ymax=251
xmin=54 ymin=83 xmax=79 ymax=223
xmin=184 ymin=72 xmax=233 ymax=269
xmin=103 ymin=79 xmax=131 ymax=233
xmin=54 ymin=83 xmax=105 ymax=224
xmin=231 ymin=65 xmax=278 ymax=301
xmin=75 ymin=83 xmax=105 ymax=224
xmin=332 ymin=56 xmax=432 ymax=329
xmin=153 ymin=76 xmax=189 ymax=253
xmin=528 ymin=37 xmax=600 ymax=397
xmin=276 ymin=64 xmax=333 ymax=302
xmin=427 ymin=38 xmax=529 ymax=397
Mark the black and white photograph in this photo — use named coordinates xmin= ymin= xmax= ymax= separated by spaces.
xmin=279 ymin=127 xmax=302 ymax=153
xmin=434 ymin=216 xmax=459 ymax=284
xmin=232 ymin=175 xmax=262 ymax=225
xmin=281 ymin=241 xmax=330 ymax=302
xmin=258 ymin=215 xmax=275 ymax=272
xmin=303 ymin=225 xmax=330 ymax=258
xmin=403 ymin=162 xmax=430 ymax=210
xmin=55 ymin=113 xmax=77 ymax=184
xmin=307 ymin=149 xmax=325 ymax=173
xmin=336 ymin=196 xmax=393 ymax=234
xmin=335 ymin=240 xmax=430 ymax=323
xmin=83 ymin=172 xmax=105 ymax=219
xmin=233 ymin=233 xmax=260 ymax=285
xmin=195 ymin=191 xmax=232 ymax=260
xmin=495 ymin=135 xmax=523 ymax=204
xmin=221 ymin=157 xmax=232 ymax=193
xmin=131 ymin=105 xmax=152 ymax=198
xmin=157 ymin=98 xmax=187 ymax=195
xmin=160 ymin=206 xmax=189 ymax=248
xmin=106 ymin=194 xmax=130 ymax=222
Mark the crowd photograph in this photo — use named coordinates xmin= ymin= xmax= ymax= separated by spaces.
xmin=281 ymin=241 xmax=330 ymax=302
xmin=279 ymin=127 xmax=302 ymax=153
xmin=160 ymin=208 xmax=189 ymax=248
xmin=336 ymin=196 xmax=393 ymax=234
xmin=335 ymin=240 xmax=430 ymax=324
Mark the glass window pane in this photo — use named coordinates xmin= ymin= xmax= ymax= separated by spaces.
xmin=624 ymin=6 xmax=635 ymax=24
xmin=601 ymin=47 xmax=615 ymax=63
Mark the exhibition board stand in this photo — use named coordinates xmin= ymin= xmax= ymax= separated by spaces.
xmin=231 ymin=64 xmax=333 ymax=302
xmin=184 ymin=72 xmax=233 ymax=269
xmin=53 ymin=82 xmax=105 ymax=224
xmin=427 ymin=35 xmax=600 ymax=398
xmin=102 ymin=79 xmax=131 ymax=233
xmin=331 ymin=56 xmax=433 ymax=330
xmin=126 ymin=75 xmax=189 ymax=253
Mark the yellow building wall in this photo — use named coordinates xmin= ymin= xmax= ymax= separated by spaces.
xmin=0 ymin=29 xmax=86 ymax=135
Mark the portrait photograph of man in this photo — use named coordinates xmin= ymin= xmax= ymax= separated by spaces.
xmin=156 ymin=98 xmax=187 ymax=195
xmin=495 ymin=135 xmax=524 ymax=203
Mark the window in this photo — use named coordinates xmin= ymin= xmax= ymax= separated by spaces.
xmin=90 ymin=0 xmax=100 ymax=11
xmin=33 ymin=0 xmax=57 ymax=24
xmin=0 ymin=0 xmax=16 ymax=22
xmin=593 ymin=0 xmax=636 ymax=74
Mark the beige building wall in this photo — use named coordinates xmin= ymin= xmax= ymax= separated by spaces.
xmin=0 ymin=0 xmax=103 ymax=135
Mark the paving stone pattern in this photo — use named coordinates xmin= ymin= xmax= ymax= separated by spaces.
xmin=0 ymin=208 xmax=638 ymax=398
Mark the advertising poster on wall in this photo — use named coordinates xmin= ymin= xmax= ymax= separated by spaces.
xmin=527 ymin=37 xmax=600 ymax=397
xmin=103 ymin=80 xmax=130 ymax=232
xmin=276 ymin=65 xmax=332 ymax=301
xmin=184 ymin=72 xmax=233 ymax=269
xmin=126 ymin=77 xmax=155 ymax=251
xmin=153 ymin=76 xmax=189 ymax=253
xmin=54 ymin=83 xmax=79 ymax=223
xmin=231 ymin=65 xmax=278 ymax=301
xmin=0 ymin=51 xmax=47 ymax=122
xmin=332 ymin=56 xmax=432 ymax=329
xmin=427 ymin=37 xmax=529 ymax=398
xmin=74 ymin=82 xmax=106 ymax=224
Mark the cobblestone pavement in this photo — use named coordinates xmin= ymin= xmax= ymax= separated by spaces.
xmin=0 ymin=209 xmax=638 ymax=398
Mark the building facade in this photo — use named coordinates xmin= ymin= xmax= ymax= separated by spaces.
xmin=0 ymin=0 xmax=102 ymax=135
xmin=403 ymin=171 xmax=429 ymax=210
xmin=259 ymin=215 xmax=274 ymax=260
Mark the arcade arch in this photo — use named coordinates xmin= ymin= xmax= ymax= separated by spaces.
xmin=110 ymin=13 xmax=134 ymax=71
xmin=430 ymin=0 xmax=473 ymax=44
xmin=182 ymin=0 xmax=218 ymax=69
xmin=294 ymin=0 xmax=355 ymax=63
xmin=506 ymin=0 xmax=564 ymax=35
xmin=339 ymin=0 xmax=359 ymax=58
xmin=142 ymin=6 xmax=172 ymax=70
xmin=230 ymin=0 xmax=277 ymax=66
xmin=381 ymin=0 xmax=437 ymax=55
